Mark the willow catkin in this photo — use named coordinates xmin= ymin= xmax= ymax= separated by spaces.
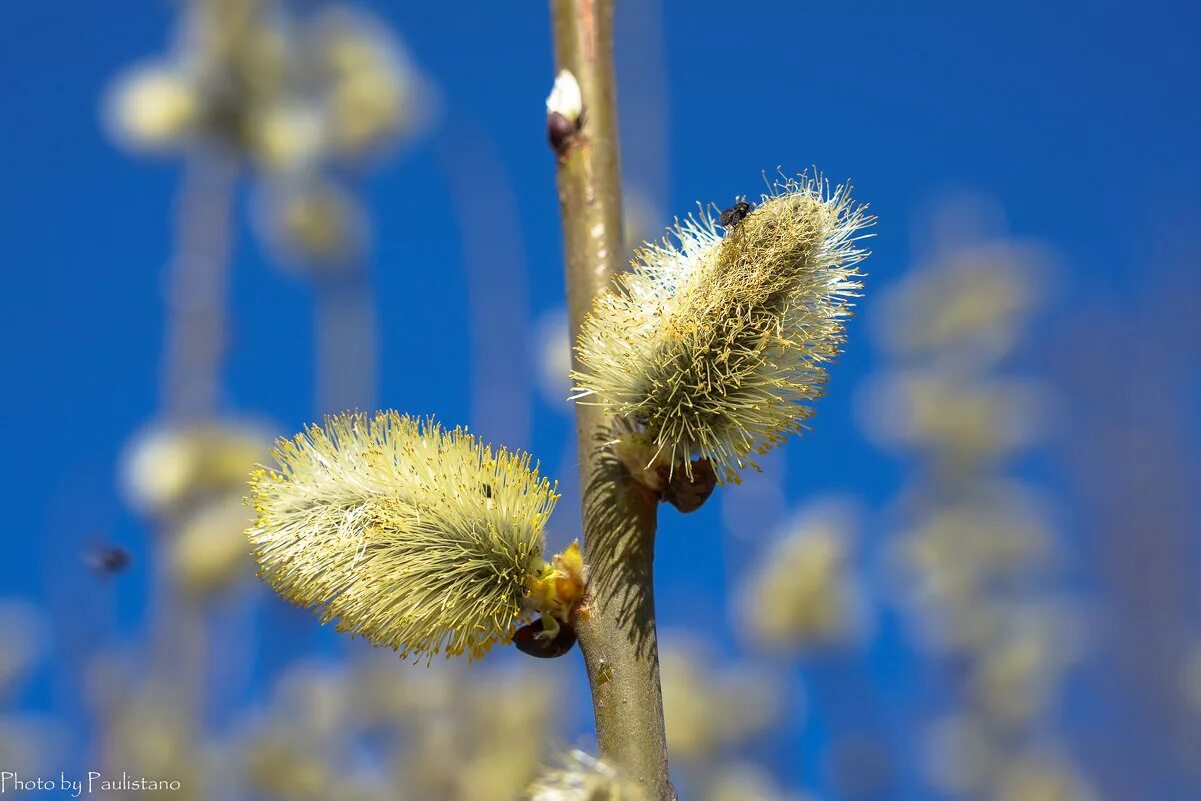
xmin=526 ymin=750 xmax=647 ymax=801
xmin=247 ymin=411 xmax=559 ymax=659
xmin=572 ymin=173 xmax=873 ymax=483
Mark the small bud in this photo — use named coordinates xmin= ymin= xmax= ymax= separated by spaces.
xmin=546 ymin=69 xmax=583 ymax=124
xmin=546 ymin=69 xmax=584 ymax=155
xmin=663 ymin=458 xmax=717 ymax=513
xmin=514 ymin=616 xmax=578 ymax=659
xmin=612 ymin=430 xmax=717 ymax=512
xmin=547 ymin=112 xmax=576 ymax=154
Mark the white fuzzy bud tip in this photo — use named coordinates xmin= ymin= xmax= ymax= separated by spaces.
xmin=546 ymin=69 xmax=583 ymax=123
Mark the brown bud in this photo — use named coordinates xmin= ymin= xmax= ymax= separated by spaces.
xmin=662 ymin=458 xmax=717 ymax=513
xmin=514 ymin=616 xmax=578 ymax=659
xmin=547 ymin=110 xmax=586 ymax=157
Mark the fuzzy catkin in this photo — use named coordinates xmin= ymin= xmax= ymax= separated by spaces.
xmin=526 ymin=750 xmax=647 ymax=801
xmin=247 ymin=411 xmax=558 ymax=659
xmin=572 ymin=173 xmax=873 ymax=483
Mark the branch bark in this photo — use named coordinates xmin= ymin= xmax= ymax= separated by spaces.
xmin=160 ymin=151 xmax=236 ymax=421
xmin=549 ymin=2 xmax=672 ymax=798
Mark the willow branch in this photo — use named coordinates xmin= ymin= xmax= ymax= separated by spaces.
xmin=148 ymin=148 xmax=237 ymax=723
xmin=160 ymin=150 xmax=236 ymax=421
xmin=549 ymin=1 xmax=672 ymax=799
xmin=314 ymin=271 xmax=378 ymax=415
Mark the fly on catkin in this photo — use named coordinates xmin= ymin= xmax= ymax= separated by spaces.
xmin=572 ymin=172 xmax=873 ymax=484
xmin=247 ymin=411 xmax=575 ymax=660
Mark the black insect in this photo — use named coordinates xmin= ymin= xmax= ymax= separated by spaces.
xmin=513 ymin=616 xmax=577 ymax=658
xmin=719 ymin=199 xmax=754 ymax=229
xmin=85 ymin=544 xmax=132 ymax=576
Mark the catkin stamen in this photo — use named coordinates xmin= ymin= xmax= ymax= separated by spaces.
xmin=247 ymin=412 xmax=560 ymax=660
xmin=572 ymin=172 xmax=873 ymax=485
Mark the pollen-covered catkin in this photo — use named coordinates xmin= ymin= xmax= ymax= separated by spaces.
xmin=526 ymin=750 xmax=648 ymax=801
xmin=572 ymin=173 xmax=873 ymax=483
xmin=247 ymin=411 xmax=559 ymax=660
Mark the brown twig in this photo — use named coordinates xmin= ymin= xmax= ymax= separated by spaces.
xmin=548 ymin=1 xmax=673 ymax=798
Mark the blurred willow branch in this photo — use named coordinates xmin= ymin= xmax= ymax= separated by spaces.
xmin=548 ymin=1 xmax=672 ymax=799
xmin=151 ymin=149 xmax=240 ymax=718
xmin=161 ymin=151 xmax=236 ymax=421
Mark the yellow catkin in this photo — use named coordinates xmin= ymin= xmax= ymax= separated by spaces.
xmin=247 ymin=411 xmax=560 ymax=660
xmin=525 ymin=750 xmax=647 ymax=801
xmin=573 ymin=173 xmax=873 ymax=484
